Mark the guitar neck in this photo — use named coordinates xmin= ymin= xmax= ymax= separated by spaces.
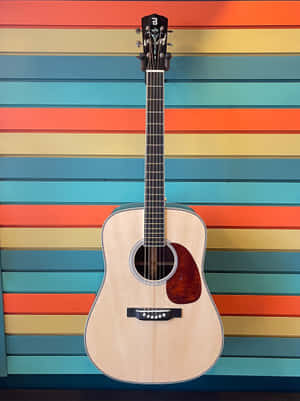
xmin=144 ymin=69 xmax=165 ymax=247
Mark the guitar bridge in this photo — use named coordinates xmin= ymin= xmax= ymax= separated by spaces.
xmin=127 ymin=308 xmax=181 ymax=321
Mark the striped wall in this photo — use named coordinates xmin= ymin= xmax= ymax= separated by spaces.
xmin=1 ymin=0 xmax=300 ymax=390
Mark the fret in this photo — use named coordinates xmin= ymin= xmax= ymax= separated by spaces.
xmin=144 ymin=70 xmax=165 ymax=244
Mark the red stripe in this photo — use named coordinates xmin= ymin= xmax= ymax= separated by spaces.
xmin=1 ymin=205 xmax=300 ymax=228
xmin=2 ymin=108 xmax=300 ymax=132
xmin=4 ymin=293 xmax=300 ymax=316
xmin=1 ymin=1 xmax=299 ymax=28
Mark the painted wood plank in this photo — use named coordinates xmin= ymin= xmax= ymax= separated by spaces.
xmin=3 ymin=272 xmax=300 ymax=295
xmin=2 ymin=1 xmax=300 ymax=28
xmin=3 ymin=82 xmax=300 ymax=107
xmin=0 ymin=375 xmax=299 ymax=391
xmin=1 ymin=181 xmax=300 ymax=205
xmin=3 ymin=133 xmax=300 ymax=157
xmin=7 ymin=335 xmax=300 ymax=358
xmin=2 ymin=29 xmax=300 ymax=54
xmin=5 ymin=315 xmax=300 ymax=337
xmin=0 ymin=261 xmax=8 ymax=376
xmin=2 ymin=205 xmax=300 ymax=229
xmin=7 ymin=355 xmax=300 ymax=376
xmin=2 ymin=158 xmax=300 ymax=181
xmin=2 ymin=249 xmax=300 ymax=273
xmin=2 ymin=228 xmax=300 ymax=251
xmin=2 ymin=108 xmax=300 ymax=132
xmin=4 ymin=294 xmax=300 ymax=317
xmin=2 ymin=56 xmax=300 ymax=80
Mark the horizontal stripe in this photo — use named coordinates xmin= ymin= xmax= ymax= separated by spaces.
xmin=3 ymin=272 xmax=300 ymax=295
xmin=3 ymin=134 xmax=300 ymax=157
xmin=1 ymin=228 xmax=300 ymax=251
xmin=1 ymin=181 xmax=300 ymax=204
xmin=4 ymin=294 xmax=300 ymax=316
xmin=7 ymin=356 xmax=300 ymax=376
xmin=2 ymin=29 xmax=300 ymax=54
xmin=2 ymin=108 xmax=300 ymax=132
xmin=2 ymin=1 xmax=300 ymax=28
xmin=2 ymin=56 xmax=300 ymax=81
xmin=2 ymin=250 xmax=300 ymax=273
xmin=2 ymin=158 xmax=300 ymax=181
xmin=3 ymin=82 xmax=300 ymax=107
xmin=2 ymin=205 xmax=300 ymax=229
xmin=5 ymin=315 xmax=300 ymax=337
xmin=7 ymin=335 xmax=300 ymax=358
xmin=0 ymin=375 xmax=299 ymax=392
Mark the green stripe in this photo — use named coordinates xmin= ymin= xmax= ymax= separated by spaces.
xmin=2 ymin=82 xmax=300 ymax=107
xmin=6 ymin=335 xmax=300 ymax=358
xmin=1 ymin=56 xmax=300 ymax=80
xmin=7 ymin=356 xmax=300 ymax=376
xmin=2 ymin=250 xmax=299 ymax=273
xmin=3 ymin=272 xmax=300 ymax=294
xmin=1 ymin=181 xmax=300 ymax=204
xmin=2 ymin=158 xmax=300 ymax=181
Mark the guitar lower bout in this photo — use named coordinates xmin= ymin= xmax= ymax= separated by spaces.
xmin=85 ymin=205 xmax=224 ymax=384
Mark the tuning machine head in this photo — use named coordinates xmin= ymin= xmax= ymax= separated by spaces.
xmin=137 ymin=14 xmax=172 ymax=72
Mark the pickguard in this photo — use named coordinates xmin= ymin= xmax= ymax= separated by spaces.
xmin=166 ymin=243 xmax=201 ymax=304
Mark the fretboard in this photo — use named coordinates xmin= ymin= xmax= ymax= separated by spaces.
xmin=144 ymin=70 xmax=165 ymax=247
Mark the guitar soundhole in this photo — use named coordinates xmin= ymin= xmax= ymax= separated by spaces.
xmin=133 ymin=244 xmax=176 ymax=282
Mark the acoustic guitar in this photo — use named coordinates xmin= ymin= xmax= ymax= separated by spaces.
xmin=85 ymin=14 xmax=224 ymax=384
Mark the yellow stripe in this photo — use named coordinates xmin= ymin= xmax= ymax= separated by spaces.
xmin=5 ymin=315 xmax=300 ymax=337
xmin=1 ymin=228 xmax=300 ymax=250
xmin=1 ymin=29 xmax=300 ymax=54
xmin=2 ymin=133 xmax=300 ymax=157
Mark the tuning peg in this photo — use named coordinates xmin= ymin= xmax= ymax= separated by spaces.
xmin=167 ymin=43 xmax=173 ymax=46
xmin=136 ymin=41 xmax=142 ymax=48
xmin=168 ymin=30 xmax=173 ymax=33
xmin=136 ymin=28 xmax=141 ymax=34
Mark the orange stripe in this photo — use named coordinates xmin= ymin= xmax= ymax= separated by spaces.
xmin=1 ymin=108 xmax=300 ymax=132
xmin=4 ymin=294 xmax=300 ymax=316
xmin=1 ymin=205 xmax=300 ymax=228
xmin=214 ymin=295 xmax=300 ymax=317
xmin=1 ymin=1 xmax=299 ymax=28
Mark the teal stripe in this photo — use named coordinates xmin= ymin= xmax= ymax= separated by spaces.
xmin=1 ymin=56 xmax=300 ymax=80
xmin=2 ymin=82 xmax=300 ymax=107
xmin=7 ymin=356 xmax=300 ymax=376
xmin=2 ymin=158 xmax=300 ymax=181
xmin=1 ymin=181 xmax=300 ymax=204
xmin=6 ymin=335 xmax=300 ymax=358
xmin=3 ymin=250 xmax=300 ymax=273
xmin=0 ymin=264 xmax=7 ymax=377
xmin=3 ymin=272 xmax=300 ymax=295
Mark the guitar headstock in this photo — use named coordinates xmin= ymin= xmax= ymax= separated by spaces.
xmin=137 ymin=14 xmax=172 ymax=71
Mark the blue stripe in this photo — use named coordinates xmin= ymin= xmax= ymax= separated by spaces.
xmin=7 ymin=356 xmax=300 ymax=376
xmin=2 ymin=250 xmax=300 ymax=273
xmin=1 ymin=56 xmax=300 ymax=80
xmin=1 ymin=82 xmax=300 ymax=107
xmin=1 ymin=375 xmax=300 ymax=391
xmin=3 ymin=272 xmax=300 ymax=295
xmin=2 ymin=158 xmax=300 ymax=181
xmin=6 ymin=335 xmax=300 ymax=358
xmin=1 ymin=181 xmax=300 ymax=204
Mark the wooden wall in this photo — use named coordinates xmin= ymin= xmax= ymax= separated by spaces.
xmin=1 ymin=0 xmax=300 ymax=390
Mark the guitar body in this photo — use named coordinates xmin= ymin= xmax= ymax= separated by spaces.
xmin=85 ymin=205 xmax=224 ymax=384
